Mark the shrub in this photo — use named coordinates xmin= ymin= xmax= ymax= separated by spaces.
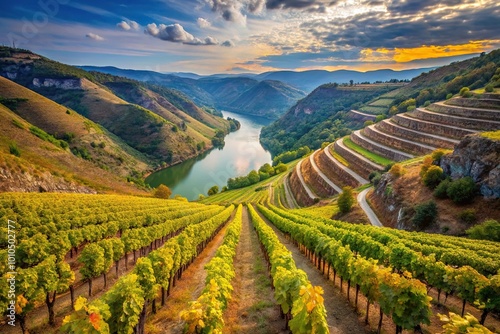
xmin=198 ymin=194 xmax=205 ymax=200
xmin=458 ymin=209 xmax=477 ymax=224
xmin=422 ymin=165 xmax=444 ymax=189
xmin=363 ymin=121 xmax=374 ymax=127
xmin=372 ymin=174 xmax=382 ymax=186
xmin=369 ymin=171 xmax=381 ymax=182
xmin=466 ymin=219 xmax=500 ymax=242
xmin=9 ymin=143 xmax=21 ymax=157
xmin=375 ymin=114 xmax=386 ymax=123
xmin=412 ymin=201 xmax=438 ymax=230
xmin=423 ymin=101 xmax=431 ymax=107
xmin=66 ymin=109 xmax=71 ymax=115
xmin=321 ymin=142 xmax=330 ymax=149
xmin=485 ymin=84 xmax=494 ymax=92
xmin=11 ymin=119 xmax=24 ymax=129
xmin=154 ymin=184 xmax=171 ymax=199
xmin=389 ymin=163 xmax=405 ymax=178
xmin=446 ymin=93 xmax=453 ymax=99
xmin=419 ymin=155 xmax=433 ymax=177
xmin=407 ymin=105 xmax=416 ymax=112
xmin=433 ymin=179 xmax=450 ymax=198
xmin=274 ymin=163 xmax=287 ymax=174
xmin=384 ymin=163 xmax=394 ymax=172
xmin=431 ymin=149 xmax=447 ymax=163
xmin=459 ymin=87 xmax=472 ymax=98
xmin=338 ymin=186 xmax=355 ymax=214
xmin=207 ymin=185 xmax=219 ymax=196
xmin=446 ymin=177 xmax=477 ymax=204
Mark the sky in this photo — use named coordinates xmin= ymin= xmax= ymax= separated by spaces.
xmin=0 ymin=0 xmax=499 ymax=74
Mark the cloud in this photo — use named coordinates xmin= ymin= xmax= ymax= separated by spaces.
xmin=205 ymin=0 xmax=247 ymax=25
xmin=144 ymin=23 xmax=219 ymax=45
xmin=197 ymin=18 xmax=211 ymax=28
xmin=265 ymin=0 xmax=321 ymax=10
xmin=117 ymin=20 xmax=140 ymax=31
xmin=86 ymin=33 xmax=104 ymax=41
xmin=222 ymin=40 xmax=235 ymax=47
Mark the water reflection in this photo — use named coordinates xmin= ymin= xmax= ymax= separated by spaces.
xmin=145 ymin=111 xmax=272 ymax=200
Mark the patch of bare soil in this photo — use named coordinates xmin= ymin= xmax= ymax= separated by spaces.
xmin=223 ymin=207 xmax=287 ymax=334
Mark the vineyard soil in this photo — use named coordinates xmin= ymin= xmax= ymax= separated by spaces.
xmin=223 ymin=207 xmax=288 ymax=334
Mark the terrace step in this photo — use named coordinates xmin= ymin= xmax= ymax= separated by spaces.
xmin=482 ymin=93 xmax=500 ymax=100
xmin=347 ymin=109 xmax=376 ymax=122
xmin=301 ymin=156 xmax=334 ymax=197
xmin=363 ymin=125 xmax=436 ymax=156
xmin=427 ymin=101 xmax=500 ymax=120
xmin=445 ymin=97 xmax=500 ymax=110
xmin=296 ymin=160 xmax=318 ymax=201
xmin=375 ymin=119 xmax=458 ymax=150
xmin=392 ymin=113 xmax=477 ymax=140
xmin=289 ymin=166 xmax=315 ymax=207
xmin=411 ymin=108 xmax=500 ymax=131
xmin=309 ymin=150 xmax=342 ymax=194
xmin=323 ymin=144 xmax=368 ymax=186
xmin=351 ymin=130 xmax=415 ymax=162
xmin=334 ymin=138 xmax=384 ymax=179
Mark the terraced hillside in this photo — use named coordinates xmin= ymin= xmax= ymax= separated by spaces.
xmin=288 ymin=93 xmax=500 ymax=206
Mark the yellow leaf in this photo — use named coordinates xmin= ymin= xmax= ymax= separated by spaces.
xmin=74 ymin=296 xmax=88 ymax=311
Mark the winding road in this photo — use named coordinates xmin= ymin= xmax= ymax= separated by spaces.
xmin=357 ymin=188 xmax=383 ymax=227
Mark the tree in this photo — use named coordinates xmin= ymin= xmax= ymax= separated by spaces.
xmin=349 ymin=79 xmax=354 ymax=86
xmin=274 ymin=163 xmax=287 ymax=174
xmin=79 ymin=244 xmax=105 ymax=296
xmin=247 ymin=170 xmax=260 ymax=184
xmin=37 ymin=256 xmax=75 ymax=326
xmin=154 ymin=184 xmax=172 ymax=199
xmin=338 ymin=186 xmax=355 ymax=214
xmin=207 ymin=185 xmax=219 ymax=196
xmin=259 ymin=163 xmax=275 ymax=176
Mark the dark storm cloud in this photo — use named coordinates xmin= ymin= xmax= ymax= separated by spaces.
xmin=302 ymin=3 xmax=500 ymax=50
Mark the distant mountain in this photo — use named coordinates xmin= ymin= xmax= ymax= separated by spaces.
xmin=226 ymin=80 xmax=306 ymax=119
xmin=256 ymin=68 xmax=435 ymax=92
xmin=79 ymin=66 xmax=306 ymax=119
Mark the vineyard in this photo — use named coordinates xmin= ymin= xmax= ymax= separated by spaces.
xmin=0 ymin=191 xmax=498 ymax=334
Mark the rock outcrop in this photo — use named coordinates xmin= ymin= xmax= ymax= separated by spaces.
xmin=0 ymin=166 xmax=96 ymax=194
xmin=440 ymin=134 xmax=500 ymax=198
xmin=32 ymin=78 xmax=83 ymax=89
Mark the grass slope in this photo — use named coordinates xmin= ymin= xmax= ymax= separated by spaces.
xmin=0 ymin=103 xmax=146 ymax=194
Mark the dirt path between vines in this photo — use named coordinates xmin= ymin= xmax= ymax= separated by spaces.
xmin=253 ymin=206 xmax=369 ymax=334
xmin=146 ymin=220 xmax=232 ymax=333
xmin=223 ymin=207 xmax=287 ymax=334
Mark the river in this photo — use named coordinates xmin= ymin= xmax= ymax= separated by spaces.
xmin=145 ymin=111 xmax=272 ymax=200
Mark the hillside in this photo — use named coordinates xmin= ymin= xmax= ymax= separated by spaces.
xmin=260 ymin=83 xmax=397 ymax=155
xmin=0 ymin=76 xmax=150 ymax=177
xmin=0 ymin=47 xmax=231 ymax=167
xmin=0 ymin=101 xmax=147 ymax=194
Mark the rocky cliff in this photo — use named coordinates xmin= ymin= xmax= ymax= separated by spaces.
xmin=440 ymin=134 xmax=500 ymax=198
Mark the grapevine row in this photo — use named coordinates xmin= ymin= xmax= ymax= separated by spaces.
xmin=181 ymin=204 xmax=243 ymax=332
xmin=257 ymin=204 xmax=432 ymax=333
xmin=264 ymin=204 xmax=500 ymax=327
xmin=62 ymin=205 xmax=235 ymax=334
xmin=248 ymin=205 xmax=330 ymax=334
